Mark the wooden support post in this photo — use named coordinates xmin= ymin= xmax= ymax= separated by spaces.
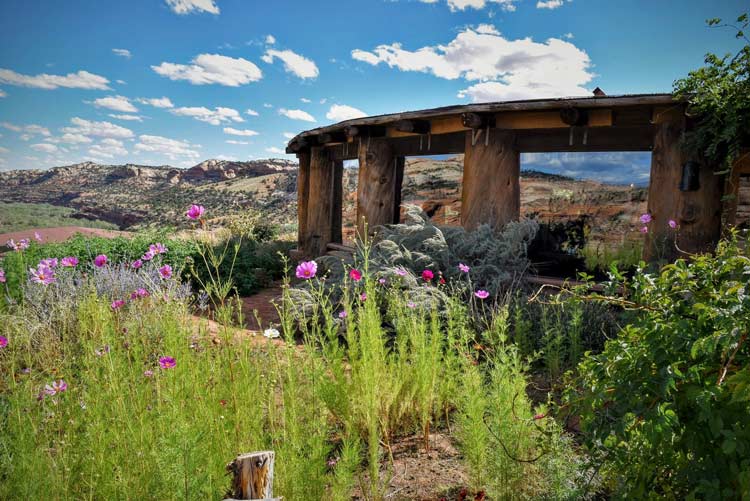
xmin=225 ymin=451 xmax=281 ymax=500
xmin=644 ymin=120 xmax=724 ymax=261
xmin=461 ymin=129 xmax=520 ymax=231
xmin=356 ymin=138 xmax=402 ymax=238
xmin=296 ymin=151 xmax=310 ymax=254
xmin=302 ymin=147 xmax=340 ymax=257
xmin=722 ymin=150 xmax=750 ymax=230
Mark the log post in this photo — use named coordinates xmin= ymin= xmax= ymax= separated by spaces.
xmin=296 ymin=151 xmax=310 ymax=255
xmin=302 ymin=147 xmax=341 ymax=257
xmin=643 ymin=119 xmax=724 ymax=261
xmin=356 ymin=138 xmax=403 ymax=238
xmin=461 ymin=129 xmax=520 ymax=231
xmin=225 ymin=451 xmax=281 ymax=500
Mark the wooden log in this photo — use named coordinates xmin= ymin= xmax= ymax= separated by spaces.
xmin=225 ymin=451 xmax=278 ymax=500
xmin=357 ymin=138 xmax=402 ymax=238
xmin=296 ymin=151 xmax=310 ymax=253
xmin=722 ymin=150 xmax=750 ymax=230
xmin=461 ymin=112 xmax=495 ymax=129
xmin=345 ymin=125 xmax=386 ymax=138
xmin=394 ymin=119 xmax=431 ymax=134
xmin=318 ymin=131 xmax=347 ymax=144
xmin=332 ymin=158 xmax=343 ymax=244
xmin=304 ymin=147 xmax=338 ymax=257
xmin=461 ymin=130 xmax=520 ymax=231
xmin=643 ymin=120 xmax=724 ymax=261
xmin=559 ymin=107 xmax=588 ymax=126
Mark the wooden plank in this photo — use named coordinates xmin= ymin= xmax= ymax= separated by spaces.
xmin=332 ymin=159 xmax=343 ymax=244
xmin=722 ymin=150 xmax=750 ymax=229
xmin=356 ymin=138 xmax=402 ymax=238
xmin=461 ymin=130 xmax=520 ymax=231
xmin=296 ymin=151 xmax=310 ymax=253
xmin=514 ymin=125 xmax=655 ymax=152
xmin=226 ymin=451 xmax=276 ymax=500
xmin=305 ymin=147 xmax=337 ymax=257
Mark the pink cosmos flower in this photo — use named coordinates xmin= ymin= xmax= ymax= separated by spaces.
xmin=459 ymin=263 xmax=470 ymax=273
xmin=18 ymin=239 xmax=30 ymax=250
xmin=30 ymin=265 xmax=56 ymax=285
xmin=533 ymin=413 xmax=546 ymax=420
xmin=44 ymin=379 xmax=68 ymax=396
xmin=6 ymin=239 xmax=19 ymax=251
xmin=0 ymin=335 xmax=7 ymax=348
xmin=186 ymin=204 xmax=205 ymax=220
xmin=94 ymin=254 xmax=108 ymax=267
xmin=639 ymin=213 xmax=652 ymax=224
xmin=421 ymin=269 xmax=434 ymax=282
xmin=130 ymin=288 xmax=150 ymax=300
xmin=395 ymin=267 xmax=408 ymax=277
xmin=668 ymin=219 xmax=677 ymax=229
xmin=149 ymin=243 xmax=168 ymax=255
xmin=338 ymin=310 xmax=348 ymax=319
xmin=407 ymin=301 xmax=416 ymax=309
xmin=296 ymin=260 xmax=317 ymax=279
xmin=111 ymin=299 xmax=126 ymax=310
xmin=60 ymin=256 xmax=78 ymax=267
xmin=378 ymin=278 xmax=386 ymax=285
xmin=34 ymin=231 xmax=43 ymax=242
xmin=640 ymin=226 xmax=649 ymax=234
xmin=159 ymin=356 xmax=176 ymax=369
xmin=143 ymin=370 xmax=154 ymax=377
xmin=159 ymin=264 xmax=172 ymax=279
xmin=95 ymin=345 xmax=110 ymax=357
xmin=40 ymin=258 xmax=58 ymax=268
xmin=0 ymin=268 xmax=5 ymax=283
xmin=360 ymin=292 xmax=367 ymax=301
xmin=474 ymin=290 xmax=490 ymax=299
xmin=349 ymin=268 xmax=363 ymax=282
xmin=142 ymin=250 xmax=155 ymax=261
xmin=131 ymin=259 xmax=143 ymax=269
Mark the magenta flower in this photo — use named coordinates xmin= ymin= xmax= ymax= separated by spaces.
xmin=143 ymin=369 xmax=154 ymax=377
xmin=459 ymin=263 xmax=470 ymax=273
xmin=6 ymin=239 xmax=18 ymax=251
xmin=131 ymin=259 xmax=143 ymax=269
xmin=668 ymin=219 xmax=677 ymax=229
xmin=30 ymin=264 xmax=56 ymax=285
xmin=640 ymin=226 xmax=649 ymax=234
xmin=186 ymin=204 xmax=205 ymax=220
xmin=407 ymin=301 xmax=416 ymax=309
xmin=18 ymin=238 xmax=30 ymax=250
xmin=158 ymin=264 xmax=173 ymax=279
xmin=159 ymin=356 xmax=176 ymax=369
xmin=360 ymin=292 xmax=367 ymax=302
xmin=338 ymin=310 xmax=348 ymax=319
xmin=34 ymin=231 xmax=43 ymax=242
xmin=94 ymin=254 xmax=108 ymax=267
xmin=421 ymin=269 xmax=434 ymax=282
xmin=44 ymin=379 xmax=68 ymax=396
xmin=533 ymin=413 xmax=546 ymax=420
xmin=474 ymin=290 xmax=490 ymax=299
xmin=394 ymin=267 xmax=407 ymax=277
xmin=378 ymin=278 xmax=386 ymax=285
xmin=111 ymin=299 xmax=126 ymax=310
xmin=94 ymin=345 xmax=110 ymax=357
xmin=349 ymin=268 xmax=363 ymax=282
xmin=40 ymin=258 xmax=58 ymax=268
xmin=639 ymin=213 xmax=652 ymax=224
xmin=0 ymin=335 xmax=7 ymax=348
xmin=60 ymin=256 xmax=78 ymax=267
xmin=295 ymin=260 xmax=317 ymax=279
xmin=130 ymin=288 xmax=150 ymax=300
xmin=0 ymin=268 xmax=5 ymax=283
xmin=142 ymin=250 xmax=155 ymax=261
xmin=149 ymin=243 xmax=168 ymax=255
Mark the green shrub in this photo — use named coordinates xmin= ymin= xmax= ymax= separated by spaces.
xmin=570 ymin=236 xmax=750 ymax=498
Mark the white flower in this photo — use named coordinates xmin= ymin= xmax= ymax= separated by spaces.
xmin=263 ymin=328 xmax=280 ymax=339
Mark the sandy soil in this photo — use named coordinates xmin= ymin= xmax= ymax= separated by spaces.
xmin=0 ymin=226 xmax=128 ymax=245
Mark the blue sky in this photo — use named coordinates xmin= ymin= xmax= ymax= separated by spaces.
xmin=0 ymin=0 xmax=745 ymax=182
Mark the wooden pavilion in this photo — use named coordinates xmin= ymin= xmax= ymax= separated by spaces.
xmin=287 ymin=93 xmax=748 ymax=262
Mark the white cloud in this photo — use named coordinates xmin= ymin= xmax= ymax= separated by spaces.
xmin=0 ymin=89 xmax=6 ymax=98
xmin=443 ymin=0 xmax=518 ymax=12
xmin=352 ymin=26 xmax=592 ymax=102
xmin=1 ymin=122 xmax=22 ymax=132
xmin=112 ymin=48 xmax=132 ymax=59
xmin=282 ymin=132 xmax=295 ymax=139
xmin=170 ymin=106 xmax=244 ymax=125
xmin=88 ymin=138 xmax=127 ymax=159
xmin=2 ymin=122 xmax=50 ymax=138
xmin=116 ymin=79 xmax=127 ymax=84
xmin=265 ymin=35 xmax=276 ymax=45
xmin=134 ymin=134 xmax=201 ymax=161
xmin=109 ymin=114 xmax=143 ymax=121
xmin=0 ymin=68 xmax=110 ymax=90
xmin=266 ymin=146 xmax=285 ymax=155
xmin=137 ymin=96 xmax=174 ymax=108
xmin=226 ymin=139 xmax=249 ymax=145
xmin=31 ymin=143 xmax=58 ymax=153
xmin=0 ymin=146 xmax=8 ymax=154
xmin=262 ymin=49 xmax=319 ymax=79
xmin=263 ymin=103 xmax=273 ymax=108
xmin=58 ymin=133 xmax=92 ymax=144
xmin=245 ymin=108 xmax=259 ymax=116
xmin=91 ymin=95 xmax=138 ymax=113
xmin=563 ymin=32 xmax=574 ymax=39
xmin=319 ymin=98 xmax=327 ymax=104
xmin=223 ymin=127 xmax=258 ymax=136
xmin=326 ymin=104 xmax=367 ymax=122
xmin=278 ymin=108 xmax=316 ymax=122
xmin=300 ymin=97 xmax=311 ymax=103
xmin=215 ymin=154 xmax=238 ymax=161
xmin=152 ymin=54 xmax=262 ymax=86
xmin=537 ymin=0 xmax=566 ymax=8
xmin=62 ymin=117 xmax=134 ymax=139
xmin=165 ymin=0 xmax=219 ymax=15
xmin=25 ymin=125 xmax=51 ymax=136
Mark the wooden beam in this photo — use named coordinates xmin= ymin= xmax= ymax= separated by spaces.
xmin=461 ymin=130 xmax=520 ymax=231
xmin=328 ymin=132 xmax=467 ymax=160
xmin=318 ymin=131 xmax=347 ymax=145
xmin=303 ymin=147 xmax=338 ymax=257
xmin=296 ymin=151 xmax=310 ymax=253
xmin=345 ymin=125 xmax=386 ymax=138
xmin=560 ymin=107 xmax=589 ymax=126
xmin=356 ymin=138 xmax=403 ymax=238
xmin=332 ymin=158 xmax=343 ymax=244
xmin=722 ymin=150 xmax=750 ymax=230
xmin=462 ymin=112 xmax=495 ymax=129
xmin=394 ymin=119 xmax=431 ymax=134
xmin=514 ymin=125 xmax=655 ymax=152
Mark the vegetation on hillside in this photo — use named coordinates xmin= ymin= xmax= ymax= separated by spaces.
xmin=0 ymin=202 xmax=118 ymax=233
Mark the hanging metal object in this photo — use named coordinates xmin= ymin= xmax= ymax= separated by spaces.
xmin=679 ymin=160 xmax=700 ymax=191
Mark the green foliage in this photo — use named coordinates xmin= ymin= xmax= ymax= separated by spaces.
xmin=673 ymin=13 xmax=749 ymax=170
xmin=570 ymin=235 xmax=750 ymax=498
xmin=0 ymin=202 xmax=118 ymax=233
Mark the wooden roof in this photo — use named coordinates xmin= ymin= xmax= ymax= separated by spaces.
xmin=286 ymin=93 xmax=677 ymax=151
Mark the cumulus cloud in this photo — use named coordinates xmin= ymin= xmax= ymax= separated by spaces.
xmin=434 ymin=0 xmax=518 ymax=12
xmin=278 ymin=108 xmax=316 ymax=122
xmin=137 ymin=96 xmax=174 ymax=108
xmin=282 ymin=132 xmax=295 ymax=139
xmin=62 ymin=117 xmax=134 ymax=139
xmin=326 ymin=104 xmax=367 ymax=122
xmin=223 ymin=127 xmax=258 ymax=136
xmin=537 ymin=0 xmax=566 ymax=8
xmin=0 ymin=89 xmax=6 ymax=98
xmin=2 ymin=122 xmax=51 ymax=138
xmin=165 ymin=0 xmax=219 ymax=15
xmin=245 ymin=108 xmax=259 ymax=116
xmin=25 ymin=125 xmax=51 ymax=136
xmin=112 ymin=48 xmax=132 ymax=59
xmin=108 ymin=114 xmax=143 ymax=121
xmin=352 ymin=26 xmax=592 ymax=102
xmin=134 ymin=134 xmax=201 ymax=161
xmin=0 ymin=146 xmax=9 ymax=154
xmin=170 ymin=106 xmax=244 ymax=125
xmin=152 ymin=54 xmax=262 ymax=86
xmin=91 ymin=95 xmax=138 ymax=113
xmin=262 ymin=49 xmax=319 ymax=79
xmin=57 ymin=133 xmax=92 ymax=144
xmin=300 ymin=97 xmax=311 ymax=103
xmin=266 ymin=146 xmax=285 ymax=155
xmin=88 ymin=138 xmax=128 ymax=159
xmin=226 ymin=139 xmax=249 ymax=145
xmin=31 ymin=143 xmax=58 ymax=153
xmin=265 ymin=35 xmax=276 ymax=44
xmin=1 ymin=122 xmax=22 ymax=132
xmin=0 ymin=68 xmax=110 ymax=90
xmin=523 ymin=152 xmax=651 ymax=185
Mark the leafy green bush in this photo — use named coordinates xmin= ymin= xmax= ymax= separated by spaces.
xmin=570 ymin=236 xmax=750 ymax=498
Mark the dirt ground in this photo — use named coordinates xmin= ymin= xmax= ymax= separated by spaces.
xmin=0 ymin=226 xmax=128 ymax=245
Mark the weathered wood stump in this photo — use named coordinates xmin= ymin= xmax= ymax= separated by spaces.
xmin=224 ymin=451 xmax=281 ymax=500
